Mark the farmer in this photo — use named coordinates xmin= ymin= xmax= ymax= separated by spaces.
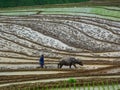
xmin=39 ymin=54 xmax=44 ymax=68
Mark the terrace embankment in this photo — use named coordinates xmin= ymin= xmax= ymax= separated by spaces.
xmin=0 ymin=65 xmax=119 ymax=87
xmin=0 ymin=14 xmax=120 ymax=62
xmin=0 ymin=13 xmax=120 ymax=88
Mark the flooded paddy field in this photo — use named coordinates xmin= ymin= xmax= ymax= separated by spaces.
xmin=0 ymin=75 xmax=120 ymax=90
xmin=52 ymin=84 xmax=120 ymax=90
xmin=0 ymin=61 xmax=119 ymax=90
xmin=0 ymin=2 xmax=120 ymax=89
xmin=0 ymin=57 xmax=120 ymax=90
xmin=0 ymin=54 xmax=120 ymax=90
xmin=0 ymin=63 xmax=113 ymax=70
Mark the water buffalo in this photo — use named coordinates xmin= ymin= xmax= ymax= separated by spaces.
xmin=58 ymin=57 xmax=83 ymax=68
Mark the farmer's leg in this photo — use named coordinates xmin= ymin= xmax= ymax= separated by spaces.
xmin=41 ymin=64 xmax=44 ymax=68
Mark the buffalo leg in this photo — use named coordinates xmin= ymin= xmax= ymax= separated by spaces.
xmin=58 ymin=64 xmax=60 ymax=68
xmin=73 ymin=64 xmax=77 ymax=68
xmin=60 ymin=65 xmax=63 ymax=68
xmin=69 ymin=65 xmax=72 ymax=68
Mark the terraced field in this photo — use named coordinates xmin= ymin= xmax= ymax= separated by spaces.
xmin=0 ymin=5 xmax=120 ymax=89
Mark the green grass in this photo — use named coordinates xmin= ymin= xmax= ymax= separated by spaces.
xmin=91 ymin=8 xmax=120 ymax=18
xmin=40 ymin=7 xmax=120 ymax=18
xmin=68 ymin=78 xmax=77 ymax=83
xmin=0 ymin=6 xmax=120 ymax=21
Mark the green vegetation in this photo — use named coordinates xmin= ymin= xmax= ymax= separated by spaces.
xmin=2 ymin=80 xmax=120 ymax=90
xmin=0 ymin=6 xmax=119 ymax=21
xmin=68 ymin=78 xmax=77 ymax=83
xmin=0 ymin=0 xmax=89 ymax=8
xmin=40 ymin=7 xmax=120 ymax=18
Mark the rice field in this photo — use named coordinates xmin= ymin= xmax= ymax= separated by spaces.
xmin=0 ymin=1 xmax=120 ymax=90
xmin=1 ymin=79 xmax=120 ymax=90
xmin=0 ymin=6 xmax=120 ymax=21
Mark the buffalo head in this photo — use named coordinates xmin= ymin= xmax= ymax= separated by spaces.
xmin=76 ymin=58 xmax=83 ymax=66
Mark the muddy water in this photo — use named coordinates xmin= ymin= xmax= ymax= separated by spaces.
xmin=0 ymin=64 xmax=39 ymax=69
xmin=0 ymin=71 xmax=66 ymax=76
xmin=82 ymin=65 xmax=112 ymax=70
xmin=106 ymin=68 xmax=120 ymax=73
xmin=0 ymin=58 xmax=36 ymax=62
xmin=0 ymin=64 xmax=111 ymax=70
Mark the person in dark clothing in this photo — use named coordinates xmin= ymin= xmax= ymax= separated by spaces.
xmin=39 ymin=54 xmax=44 ymax=68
